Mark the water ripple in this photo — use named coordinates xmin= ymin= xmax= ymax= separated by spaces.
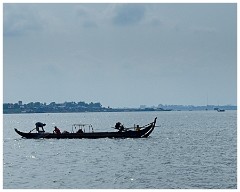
xmin=3 ymin=111 xmax=237 ymax=189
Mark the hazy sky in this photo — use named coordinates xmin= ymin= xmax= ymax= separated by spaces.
xmin=3 ymin=3 xmax=237 ymax=108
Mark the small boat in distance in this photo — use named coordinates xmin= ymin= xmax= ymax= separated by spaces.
xmin=14 ymin=118 xmax=157 ymax=139
xmin=214 ymin=107 xmax=225 ymax=112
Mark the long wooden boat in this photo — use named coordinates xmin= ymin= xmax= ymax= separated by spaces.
xmin=14 ymin=117 xmax=157 ymax=139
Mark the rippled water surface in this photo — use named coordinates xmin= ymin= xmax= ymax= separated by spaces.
xmin=3 ymin=111 xmax=237 ymax=189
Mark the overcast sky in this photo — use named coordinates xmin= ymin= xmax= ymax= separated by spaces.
xmin=3 ymin=3 xmax=237 ymax=108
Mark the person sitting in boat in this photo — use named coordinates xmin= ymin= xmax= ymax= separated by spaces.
xmin=35 ymin=122 xmax=46 ymax=133
xmin=76 ymin=128 xmax=83 ymax=134
xmin=136 ymin=125 xmax=141 ymax=131
xmin=53 ymin=126 xmax=61 ymax=134
xmin=115 ymin=122 xmax=125 ymax=132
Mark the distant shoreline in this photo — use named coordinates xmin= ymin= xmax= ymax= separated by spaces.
xmin=3 ymin=101 xmax=237 ymax=114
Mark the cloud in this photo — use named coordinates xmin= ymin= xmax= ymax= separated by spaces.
xmin=3 ymin=3 xmax=237 ymax=106
xmin=3 ymin=4 xmax=43 ymax=36
xmin=191 ymin=26 xmax=217 ymax=34
xmin=75 ymin=6 xmax=88 ymax=17
xmin=74 ymin=5 xmax=100 ymax=28
xmin=112 ymin=4 xmax=146 ymax=26
xmin=149 ymin=18 xmax=163 ymax=27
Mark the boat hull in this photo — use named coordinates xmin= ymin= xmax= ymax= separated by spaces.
xmin=14 ymin=118 xmax=157 ymax=139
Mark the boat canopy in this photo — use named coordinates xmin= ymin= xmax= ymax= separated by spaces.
xmin=71 ymin=124 xmax=94 ymax=133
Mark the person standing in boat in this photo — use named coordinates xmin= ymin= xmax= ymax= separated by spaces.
xmin=53 ymin=126 xmax=61 ymax=134
xmin=35 ymin=122 xmax=46 ymax=133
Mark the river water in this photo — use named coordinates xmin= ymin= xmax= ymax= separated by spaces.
xmin=3 ymin=111 xmax=237 ymax=189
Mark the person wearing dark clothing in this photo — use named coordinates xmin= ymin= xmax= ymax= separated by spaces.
xmin=115 ymin=122 xmax=121 ymax=130
xmin=115 ymin=122 xmax=125 ymax=132
xmin=53 ymin=126 xmax=61 ymax=134
xmin=76 ymin=128 xmax=83 ymax=134
xmin=35 ymin=122 xmax=46 ymax=133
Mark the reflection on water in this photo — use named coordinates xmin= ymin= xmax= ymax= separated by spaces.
xmin=3 ymin=111 xmax=237 ymax=189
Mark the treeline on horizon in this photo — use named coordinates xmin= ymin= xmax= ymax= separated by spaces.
xmin=3 ymin=101 xmax=104 ymax=114
xmin=3 ymin=101 xmax=237 ymax=114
